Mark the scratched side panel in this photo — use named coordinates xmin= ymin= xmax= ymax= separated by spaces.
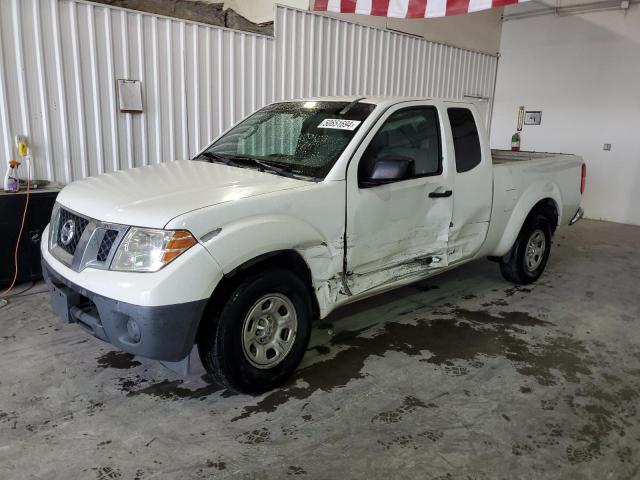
xmin=344 ymin=178 xmax=452 ymax=296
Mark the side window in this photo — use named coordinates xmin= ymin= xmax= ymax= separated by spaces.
xmin=359 ymin=107 xmax=441 ymax=182
xmin=447 ymin=108 xmax=481 ymax=173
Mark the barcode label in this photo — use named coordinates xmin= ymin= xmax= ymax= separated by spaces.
xmin=317 ymin=119 xmax=362 ymax=131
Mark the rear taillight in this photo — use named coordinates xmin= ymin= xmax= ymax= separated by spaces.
xmin=580 ymin=163 xmax=586 ymax=194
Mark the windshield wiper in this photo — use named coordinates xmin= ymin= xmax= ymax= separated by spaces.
xmin=197 ymin=152 xmax=277 ymax=170
xmin=225 ymin=156 xmax=301 ymax=178
xmin=196 ymin=151 xmax=233 ymax=165
xmin=198 ymin=152 xmax=312 ymax=180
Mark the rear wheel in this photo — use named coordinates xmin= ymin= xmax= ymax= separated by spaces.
xmin=500 ymin=214 xmax=552 ymax=285
xmin=198 ymin=269 xmax=312 ymax=394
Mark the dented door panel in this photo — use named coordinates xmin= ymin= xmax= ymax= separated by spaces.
xmin=344 ymin=101 xmax=454 ymax=297
xmin=447 ymin=222 xmax=489 ymax=264
xmin=346 ymin=178 xmax=452 ymax=295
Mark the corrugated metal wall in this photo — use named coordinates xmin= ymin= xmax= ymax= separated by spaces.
xmin=275 ymin=7 xmax=497 ymax=101
xmin=0 ymin=1 xmax=497 ymax=183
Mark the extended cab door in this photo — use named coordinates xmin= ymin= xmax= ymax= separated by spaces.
xmin=344 ymin=101 xmax=454 ymax=296
xmin=443 ymin=103 xmax=493 ymax=264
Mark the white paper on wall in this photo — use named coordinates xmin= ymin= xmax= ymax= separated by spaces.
xmin=117 ymin=79 xmax=143 ymax=113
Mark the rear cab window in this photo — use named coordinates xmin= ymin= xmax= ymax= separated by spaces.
xmin=447 ymin=108 xmax=482 ymax=173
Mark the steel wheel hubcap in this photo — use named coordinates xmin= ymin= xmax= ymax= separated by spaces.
xmin=241 ymin=293 xmax=298 ymax=369
xmin=524 ymin=229 xmax=546 ymax=272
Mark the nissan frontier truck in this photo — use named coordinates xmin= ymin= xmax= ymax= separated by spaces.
xmin=42 ymin=97 xmax=585 ymax=393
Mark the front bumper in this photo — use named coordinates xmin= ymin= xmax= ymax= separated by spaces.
xmin=42 ymin=258 xmax=208 ymax=362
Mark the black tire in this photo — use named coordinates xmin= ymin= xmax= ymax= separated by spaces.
xmin=500 ymin=213 xmax=552 ymax=285
xmin=198 ymin=268 xmax=312 ymax=394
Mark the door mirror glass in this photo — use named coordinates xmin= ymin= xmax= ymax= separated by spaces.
xmin=361 ymin=156 xmax=415 ymax=187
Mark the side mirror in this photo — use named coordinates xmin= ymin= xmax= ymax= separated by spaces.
xmin=361 ymin=156 xmax=414 ymax=187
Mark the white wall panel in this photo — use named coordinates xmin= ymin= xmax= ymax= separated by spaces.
xmin=0 ymin=1 xmax=496 ymax=183
xmin=491 ymin=10 xmax=640 ymax=225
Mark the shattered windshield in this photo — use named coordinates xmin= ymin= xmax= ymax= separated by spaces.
xmin=198 ymin=101 xmax=375 ymax=179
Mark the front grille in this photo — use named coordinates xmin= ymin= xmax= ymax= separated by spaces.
xmin=50 ymin=204 xmax=128 ymax=271
xmin=97 ymin=230 xmax=119 ymax=262
xmin=57 ymin=209 xmax=90 ymax=255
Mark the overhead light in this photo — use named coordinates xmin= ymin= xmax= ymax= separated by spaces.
xmin=303 ymin=101 xmax=317 ymax=109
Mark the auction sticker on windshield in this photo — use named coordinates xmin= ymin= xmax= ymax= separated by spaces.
xmin=317 ymin=119 xmax=362 ymax=131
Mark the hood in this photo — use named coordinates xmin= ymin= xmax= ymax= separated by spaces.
xmin=56 ymin=160 xmax=311 ymax=228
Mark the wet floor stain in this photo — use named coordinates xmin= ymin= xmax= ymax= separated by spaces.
xmin=447 ymin=308 xmax=550 ymax=329
xmin=86 ymin=400 xmax=105 ymax=416
xmin=231 ymin=306 xmax=598 ymax=421
xmin=96 ymin=351 xmax=141 ymax=369
xmin=92 ymin=303 xmax=636 ymax=467
xmin=90 ymin=466 xmax=121 ymax=479
xmin=236 ymin=427 xmax=271 ymax=444
xmin=481 ymin=298 xmax=509 ymax=307
xmin=125 ymin=379 xmax=223 ymax=400
xmin=562 ymin=381 xmax=640 ymax=464
xmin=377 ymin=429 xmax=444 ymax=450
xmin=410 ymin=282 xmax=440 ymax=292
xmin=504 ymin=286 xmax=533 ymax=297
xmin=287 ymin=465 xmax=307 ymax=475
xmin=308 ymin=345 xmax=330 ymax=355
xmin=205 ymin=460 xmax=226 ymax=470
xmin=505 ymin=374 xmax=640 ymax=466
xmin=370 ymin=395 xmax=439 ymax=424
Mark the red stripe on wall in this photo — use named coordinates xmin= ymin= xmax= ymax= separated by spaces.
xmin=491 ymin=0 xmax=519 ymax=7
xmin=371 ymin=0 xmax=391 ymax=15
xmin=315 ymin=0 xmax=520 ymax=16
xmin=406 ymin=0 xmax=428 ymax=17
xmin=341 ymin=0 xmax=358 ymax=13
xmin=313 ymin=0 xmax=329 ymax=12
xmin=446 ymin=0 xmax=471 ymax=15
xmin=313 ymin=0 xmax=329 ymax=11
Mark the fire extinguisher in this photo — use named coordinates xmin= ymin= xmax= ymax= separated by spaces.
xmin=511 ymin=132 xmax=521 ymax=152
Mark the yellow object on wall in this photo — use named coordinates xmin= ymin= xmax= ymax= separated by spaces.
xmin=16 ymin=136 xmax=28 ymax=157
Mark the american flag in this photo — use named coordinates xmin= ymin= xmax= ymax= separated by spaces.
xmin=313 ymin=0 xmax=529 ymax=18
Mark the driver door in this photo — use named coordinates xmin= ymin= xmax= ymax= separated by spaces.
xmin=345 ymin=102 xmax=454 ymax=296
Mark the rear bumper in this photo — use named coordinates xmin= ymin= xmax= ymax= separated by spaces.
xmin=569 ymin=207 xmax=584 ymax=226
xmin=42 ymin=258 xmax=208 ymax=362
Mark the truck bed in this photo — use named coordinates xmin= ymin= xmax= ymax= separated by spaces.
xmin=491 ymin=149 xmax=573 ymax=165
xmin=481 ymin=148 xmax=584 ymax=258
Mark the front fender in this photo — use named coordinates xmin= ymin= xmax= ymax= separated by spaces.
xmin=491 ymin=181 xmax=562 ymax=257
xmin=201 ymin=214 xmax=342 ymax=276
xmin=201 ymin=214 xmax=345 ymax=318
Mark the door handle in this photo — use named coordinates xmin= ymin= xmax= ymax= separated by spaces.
xmin=428 ymin=189 xmax=452 ymax=198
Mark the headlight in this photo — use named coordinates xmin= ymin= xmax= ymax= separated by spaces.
xmin=48 ymin=203 xmax=61 ymax=250
xmin=111 ymin=228 xmax=197 ymax=272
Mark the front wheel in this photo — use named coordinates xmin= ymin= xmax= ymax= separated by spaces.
xmin=198 ymin=269 xmax=312 ymax=394
xmin=500 ymin=214 xmax=552 ymax=285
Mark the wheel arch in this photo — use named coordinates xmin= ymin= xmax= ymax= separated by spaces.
xmin=196 ymin=249 xmax=321 ymax=342
xmin=532 ymin=198 xmax=559 ymax=234
xmin=491 ymin=187 xmax=561 ymax=258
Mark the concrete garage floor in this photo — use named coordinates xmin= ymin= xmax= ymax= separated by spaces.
xmin=1 ymin=219 xmax=639 ymax=480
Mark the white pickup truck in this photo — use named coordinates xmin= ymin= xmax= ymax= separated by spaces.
xmin=41 ymin=97 xmax=585 ymax=393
